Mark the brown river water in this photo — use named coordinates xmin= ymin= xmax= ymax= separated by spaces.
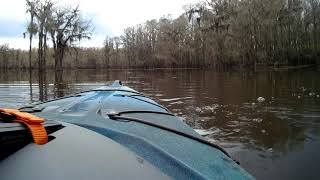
xmin=0 ymin=68 xmax=320 ymax=179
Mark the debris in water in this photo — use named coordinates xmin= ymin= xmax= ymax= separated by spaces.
xmin=233 ymin=129 xmax=240 ymax=133
xmin=195 ymin=107 xmax=202 ymax=113
xmin=261 ymin=129 xmax=266 ymax=134
xmin=297 ymin=95 xmax=301 ymax=99
xmin=309 ymin=92 xmax=315 ymax=97
xmin=316 ymin=95 xmax=320 ymax=98
xmin=253 ymin=118 xmax=263 ymax=123
xmin=257 ymin=97 xmax=266 ymax=103
xmin=203 ymin=106 xmax=214 ymax=112
xmin=194 ymin=129 xmax=215 ymax=136
xmin=267 ymin=148 xmax=273 ymax=153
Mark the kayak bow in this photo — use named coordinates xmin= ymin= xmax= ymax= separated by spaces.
xmin=0 ymin=80 xmax=254 ymax=180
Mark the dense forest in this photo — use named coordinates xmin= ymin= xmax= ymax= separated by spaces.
xmin=0 ymin=0 xmax=319 ymax=70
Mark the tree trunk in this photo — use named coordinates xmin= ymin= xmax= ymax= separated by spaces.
xmin=29 ymin=34 xmax=33 ymax=70
xmin=55 ymin=47 xmax=64 ymax=71
xmin=43 ymin=31 xmax=47 ymax=69
xmin=54 ymin=70 xmax=65 ymax=98
xmin=38 ymin=69 xmax=45 ymax=101
xmin=75 ymin=48 xmax=79 ymax=69
xmin=38 ymin=31 xmax=43 ymax=70
xmin=28 ymin=13 xmax=34 ymax=71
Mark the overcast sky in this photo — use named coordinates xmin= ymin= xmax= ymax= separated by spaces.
xmin=0 ymin=0 xmax=198 ymax=49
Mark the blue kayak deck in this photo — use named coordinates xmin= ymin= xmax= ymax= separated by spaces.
xmin=31 ymin=83 xmax=253 ymax=179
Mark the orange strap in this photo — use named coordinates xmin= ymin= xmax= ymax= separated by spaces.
xmin=0 ymin=108 xmax=48 ymax=145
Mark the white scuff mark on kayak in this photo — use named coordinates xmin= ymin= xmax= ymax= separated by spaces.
xmin=257 ymin=97 xmax=266 ymax=103
xmin=42 ymin=105 xmax=60 ymax=112
xmin=160 ymin=97 xmax=193 ymax=102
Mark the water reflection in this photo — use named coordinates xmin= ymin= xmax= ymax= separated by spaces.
xmin=38 ymin=69 xmax=46 ymax=101
xmin=0 ymin=69 xmax=319 ymax=179
xmin=54 ymin=70 xmax=67 ymax=98
xmin=29 ymin=69 xmax=33 ymax=102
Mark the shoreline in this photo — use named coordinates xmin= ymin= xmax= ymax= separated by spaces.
xmin=0 ymin=64 xmax=318 ymax=72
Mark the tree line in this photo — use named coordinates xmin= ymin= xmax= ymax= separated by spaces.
xmin=2 ymin=0 xmax=92 ymax=71
xmin=0 ymin=0 xmax=319 ymax=70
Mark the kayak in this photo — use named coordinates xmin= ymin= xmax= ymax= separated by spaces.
xmin=0 ymin=80 xmax=254 ymax=180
